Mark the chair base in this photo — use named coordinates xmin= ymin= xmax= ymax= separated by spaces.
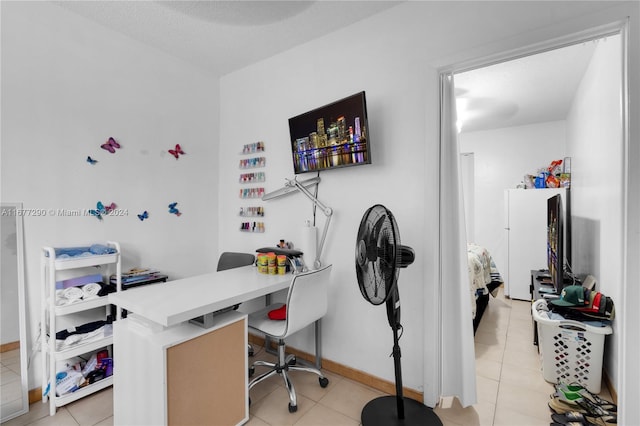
xmin=249 ymin=339 xmax=328 ymax=412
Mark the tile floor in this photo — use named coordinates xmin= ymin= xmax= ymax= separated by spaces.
xmin=1 ymin=288 xmax=614 ymax=425
xmin=1 ymin=348 xmax=23 ymax=421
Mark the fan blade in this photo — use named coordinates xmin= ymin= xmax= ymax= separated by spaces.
xmin=372 ymin=260 xmax=380 ymax=299
xmin=356 ymin=240 xmax=368 ymax=267
xmin=370 ymin=213 xmax=387 ymax=257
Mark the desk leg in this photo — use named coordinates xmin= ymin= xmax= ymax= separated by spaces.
xmin=315 ymin=319 xmax=322 ymax=369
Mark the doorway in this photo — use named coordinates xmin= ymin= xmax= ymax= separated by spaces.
xmin=435 ymin=22 xmax=629 ymax=413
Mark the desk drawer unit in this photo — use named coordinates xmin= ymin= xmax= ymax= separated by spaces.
xmin=113 ymin=311 xmax=248 ymax=426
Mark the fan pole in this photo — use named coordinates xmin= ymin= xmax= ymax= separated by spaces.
xmin=391 ymin=318 xmax=405 ymax=419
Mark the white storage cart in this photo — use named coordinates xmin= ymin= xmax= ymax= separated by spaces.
xmin=41 ymin=242 xmax=121 ymax=416
xmin=532 ymin=299 xmax=612 ymax=393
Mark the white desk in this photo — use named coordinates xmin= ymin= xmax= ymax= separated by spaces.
xmin=109 ymin=266 xmax=291 ymax=327
xmin=109 ymin=267 xmax=320 ymax=426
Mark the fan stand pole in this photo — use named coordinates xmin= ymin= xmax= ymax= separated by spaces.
xmin=391 ymin=321 xmax=405 ymax=419
xmin=361 ymin=310 xmax=442 ymax=425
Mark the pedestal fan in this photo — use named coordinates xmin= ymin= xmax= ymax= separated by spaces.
xmin=355 ymin=204 xmax=442 ymax=426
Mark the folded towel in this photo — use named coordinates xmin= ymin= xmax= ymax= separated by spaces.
xmin=63 ymin=286 xmax=83 ymax=302
xmin=82 ymin=283 xmax=102 ymax=299
xmin=56 ymin=297 xmax=70 ymax=306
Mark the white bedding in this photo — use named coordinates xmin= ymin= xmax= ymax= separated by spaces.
xmin=468 ymin=243 xmax=503 ymax=319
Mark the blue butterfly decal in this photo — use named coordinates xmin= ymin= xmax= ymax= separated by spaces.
xmin=86 ymin=156 xmax=98 ymax=165
xmin=89 ymin=209 xmax=103 ymax=220
xmin=138 ymin=211 xmax=149 ymax=221
xmin=168 ymin=202 xmax=182 ymax=217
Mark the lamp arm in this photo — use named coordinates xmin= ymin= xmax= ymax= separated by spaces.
xmin=288 ymin=178 xmax=333 ymax=269
xmin=289 ymin=178 xmax=333 ymax=217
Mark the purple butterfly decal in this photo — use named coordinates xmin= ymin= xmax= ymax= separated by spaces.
xmin=101 ymin=137 xmax=121 ymax=153
xmin=168 ymin=144 xmax=185 ymax=159
xmin=102 ymin=202 xmax=116 ymax=213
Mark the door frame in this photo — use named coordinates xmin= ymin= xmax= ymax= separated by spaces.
xmin=431 ymin=18 xmax=631 ymax=410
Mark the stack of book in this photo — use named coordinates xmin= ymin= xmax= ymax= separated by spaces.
xmin=110 ymin=268 xmax=168 ymax=289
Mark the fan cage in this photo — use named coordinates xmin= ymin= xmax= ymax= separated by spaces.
xmin=355 ymin=204 xmax=400 ymax=305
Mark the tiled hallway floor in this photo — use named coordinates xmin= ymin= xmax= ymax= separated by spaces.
xmin=2 ymin=288 xmax=614 ymax=425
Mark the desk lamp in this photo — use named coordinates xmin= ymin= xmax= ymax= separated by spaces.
xmin=262 ymin=176 xmax=333 ymax=270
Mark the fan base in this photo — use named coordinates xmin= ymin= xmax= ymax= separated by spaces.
xmin=361 ymin=396 xmax=442 ymax=426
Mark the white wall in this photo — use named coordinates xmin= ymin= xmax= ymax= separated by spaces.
xmin=566 ymin=35 xmax=623 ymax=388
xmin=459 ymin=121 xmax=567 ymax=276
xmin=1 ymin=2 xmax=219 ymax=389
xmin=218 ymin=1 xmax=637 ymax=400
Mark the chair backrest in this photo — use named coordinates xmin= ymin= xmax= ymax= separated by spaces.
xmin=217 ymin=252 xmax=255 ymax=271
xmin=283 ymin=264 xmax=332 ymax=338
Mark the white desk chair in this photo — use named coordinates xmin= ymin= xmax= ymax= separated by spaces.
xmin=248 ymin=264 xmax=332 ymax=413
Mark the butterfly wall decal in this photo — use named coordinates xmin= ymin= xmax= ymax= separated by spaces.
xmin=101 ymin=202 xmax=116 ymax=213
xmin=137 ymin=211 xmax=149 ymax=221
xmin=89 ymin=201 xmax=116 ymax=220
xmin=86 ymin=156 xmax=98 ymax=165
xmin=168 ymin=202 xmax=181 ymax=216
xmin=101 ymin=137 xmax=121 ymax=153
xmin=89 ymin=209 xmax=103 ymax=220
xmin=168 ymin=144 xmax=185 ymax=159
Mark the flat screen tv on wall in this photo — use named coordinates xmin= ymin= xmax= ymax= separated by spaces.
xmin=288 ymin=91 xmax=371 ymax=174
xmin=547 ymin=194 xmax=565 ymax=294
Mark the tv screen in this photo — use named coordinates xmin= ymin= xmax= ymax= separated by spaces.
xmin=288 ymin=91 xmax=371 ymax=174
xmin=547 ymin=194 xmax=564 ymax=294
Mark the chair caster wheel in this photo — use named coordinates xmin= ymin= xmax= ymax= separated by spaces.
xmin=288 ymin=357 xmax=297 ymax=366
xmin=248 ymin=349 xmax=254 ymax=357
xmin=319 ymin=377 xmax=329 ymax=388
xmin=248 ymin=366 xmax=255 ymax=377
xmin=288 ymin=403 xmax=297 ymax=413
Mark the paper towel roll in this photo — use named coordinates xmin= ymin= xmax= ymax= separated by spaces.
xmin=300 ymin=224 xmax=317 ymax=269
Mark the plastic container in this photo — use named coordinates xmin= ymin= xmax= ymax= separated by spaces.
xmin=532 ymin=299 xmax=612 ymax=393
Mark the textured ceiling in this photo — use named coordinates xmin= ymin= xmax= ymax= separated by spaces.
xmin=455 ymin=39 xmax=600 ymax=133
xmin=53 ymin=1 xmax=606 ymax=132
xmin=54 ymin=0 xmax=403 ymax=77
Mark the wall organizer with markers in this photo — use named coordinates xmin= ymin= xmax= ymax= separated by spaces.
xmin=239 ymin=142 xmax=266 ymax=232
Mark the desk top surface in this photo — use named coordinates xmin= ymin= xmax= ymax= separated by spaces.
xmin=109 ymin=266 xmax=291 ymax=327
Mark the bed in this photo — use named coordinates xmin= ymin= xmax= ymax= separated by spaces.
xmin=467 ymin=243 xmax=503 ymax=333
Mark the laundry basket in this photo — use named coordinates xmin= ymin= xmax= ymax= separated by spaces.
xmin=532 ymin=299 xmax=612 ymax=393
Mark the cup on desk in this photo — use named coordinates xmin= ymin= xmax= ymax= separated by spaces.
xmin=277 ymin=255 xmax=287 ymax=275
xmin=257 ymin=253 xmax=268 ymax=274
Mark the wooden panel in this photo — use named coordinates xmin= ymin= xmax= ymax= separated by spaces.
xmin=167 ymin=319 xmax=246 ymax=426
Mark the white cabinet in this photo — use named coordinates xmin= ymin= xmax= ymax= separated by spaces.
xmin=504 ymin=189 xmax=567 ymax=300
xmin=40 ymin=242 xmax=121 ymax=416
xmin=113 ymin=311 xmax=248 ymax=426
